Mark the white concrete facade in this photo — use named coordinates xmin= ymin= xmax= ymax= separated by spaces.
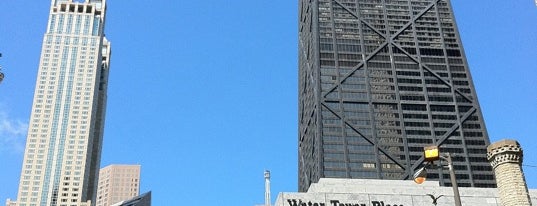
xmin=14 ymin=1 xmax=111 ymax=206
xmin=275 ymin=178 xmax=537 ymax=206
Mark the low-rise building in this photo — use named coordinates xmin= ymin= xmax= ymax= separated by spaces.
xmin=275 ymin=178 xmax=537 ymax=206
xmin=5 ymin=199 xmax=17 ymax=206
xmin=111 ymin=192 xmax=151 ymax=206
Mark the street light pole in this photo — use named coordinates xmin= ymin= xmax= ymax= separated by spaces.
xmin=443 ymin=153 xmax=462 ymax=206
xmin=415 ymin=146 xmax=463 ymax=206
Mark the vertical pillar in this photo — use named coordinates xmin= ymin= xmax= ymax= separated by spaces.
xmin=265 ymin=170 xmax=271 ymax=206
xmin=487 ymin=139 xmax=532 ymax=206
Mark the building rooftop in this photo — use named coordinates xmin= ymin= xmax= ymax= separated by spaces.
xmin=275 ymin=178 xmax=537 ymax=206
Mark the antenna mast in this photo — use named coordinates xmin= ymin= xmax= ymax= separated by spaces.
xmin=264 ymin=170 xmax=271 ymax=206
xmin=0 ymin=53 xmax=4 ymax=84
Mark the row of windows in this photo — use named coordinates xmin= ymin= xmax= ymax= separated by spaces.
xmin=45 ymin=35 xmax=100 ymax=47
xmin=324 ymin=161 xmax=403 ymax=171
xmin=49 ymin=13 xmax=101 ymax=37
xmin=323 ymin=106 xmax=477 ymax=120
xmin=323 ymin=124 xmax=483 ymax=140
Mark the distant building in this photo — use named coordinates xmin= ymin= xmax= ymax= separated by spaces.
xmin=96 ymin=165 xmax=141 ymax=206
xmin=5 ymin=199 xmax=17 ymax=206
xmin=110 ymin=192 xmax=151 ymax=206
xmin=275 ymin=178 xmax=537 ymax=206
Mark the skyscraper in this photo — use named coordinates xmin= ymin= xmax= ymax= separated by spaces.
xmin=96 ymin=165 xmax=141 ymax=206
xmin=298 ymin=0 xmax=495 ymax=191
xmin=14 ymin=0 xmax=111 ymax=205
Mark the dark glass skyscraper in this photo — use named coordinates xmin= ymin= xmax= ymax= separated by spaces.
xmin=298 ymin=0 xmax=495 ymax=191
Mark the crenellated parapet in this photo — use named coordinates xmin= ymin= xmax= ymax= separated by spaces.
xmin=487 ymin=139 xmax=532 ymax=206
xmin=487 ymin=139 xmax=523 ymax=168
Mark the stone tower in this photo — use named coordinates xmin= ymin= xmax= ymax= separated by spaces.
xmin=487 ymin=139 xmax=532 ymax=206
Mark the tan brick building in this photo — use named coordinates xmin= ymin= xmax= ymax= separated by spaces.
xmin=96 ymin=165 xmax=141 ymax=206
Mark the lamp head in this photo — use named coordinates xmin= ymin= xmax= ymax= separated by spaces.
xmin=424 ymin=146 xmax=440 ymax=162
xmin=413 ymin=167 xmax=428 ymax=184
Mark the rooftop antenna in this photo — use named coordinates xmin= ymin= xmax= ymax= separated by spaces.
xmin=264 ymin=170 xmax=271 ymax=206
xmin=0 ymin=53 xmax=4 ymax=84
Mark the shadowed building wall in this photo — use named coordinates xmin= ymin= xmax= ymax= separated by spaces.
xmin=298 ymin=0 xmax=495 ymax=191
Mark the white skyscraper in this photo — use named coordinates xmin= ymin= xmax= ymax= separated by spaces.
xmin=14 ymin=0 xmax=111 ymax=206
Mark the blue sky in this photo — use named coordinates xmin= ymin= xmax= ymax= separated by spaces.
xmin=0 ymin=1 xmax=536 ymax=205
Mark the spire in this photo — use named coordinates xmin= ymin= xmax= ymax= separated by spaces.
xmin=264 ymin=170 xmax=271 ymax=206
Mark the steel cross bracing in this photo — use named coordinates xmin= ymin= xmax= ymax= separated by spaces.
xmin=318 ymin=0 xmax=480 ymax=180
